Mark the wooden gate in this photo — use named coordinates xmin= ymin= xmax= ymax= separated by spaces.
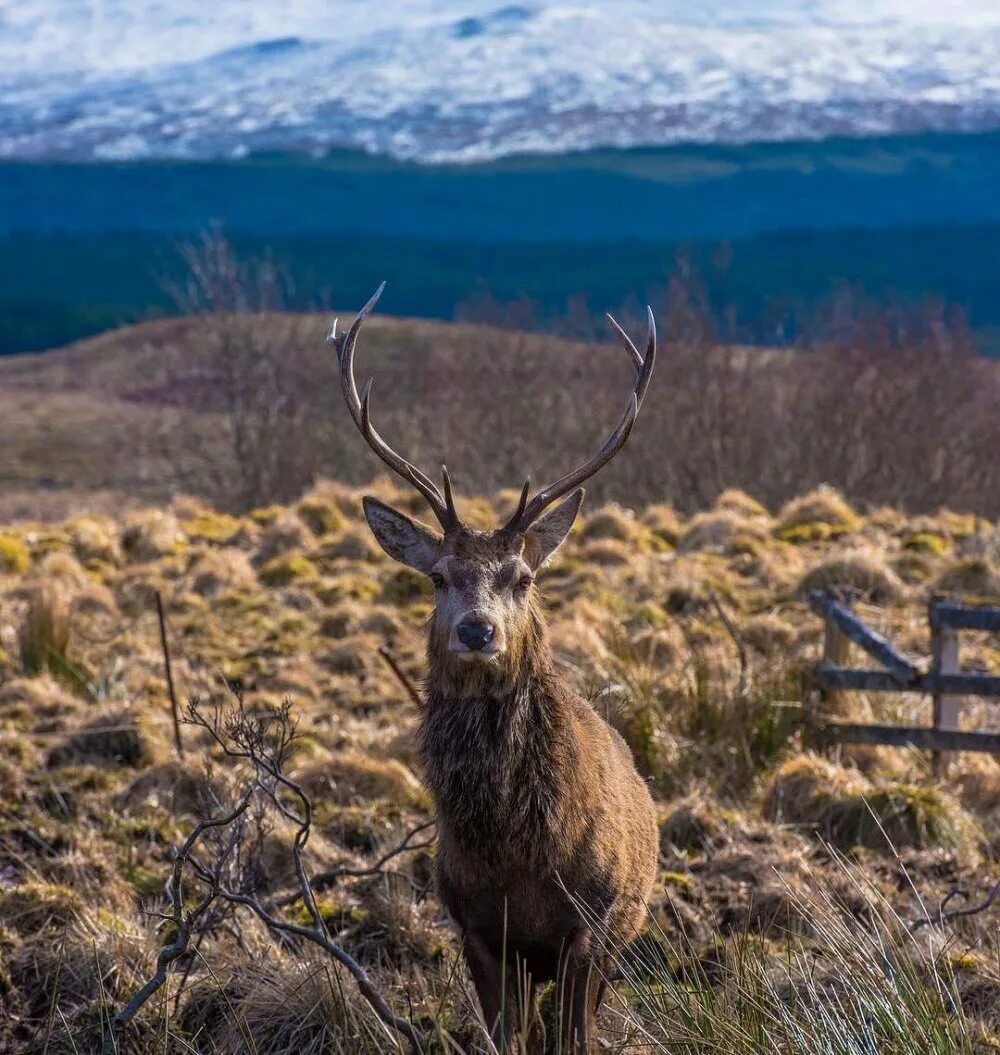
xmin=809 ymin=590 xmax=1000 ymax=770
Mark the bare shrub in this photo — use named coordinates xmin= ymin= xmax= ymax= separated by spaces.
xmin=152 ymin=236 xmax=1000 ymax=517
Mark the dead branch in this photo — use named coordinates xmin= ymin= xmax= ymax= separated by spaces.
xmin=710 ymin=592 xmax=749 ymax=701
xmin=911 ymin=878 xmax=1000 ymax=933
xmin=106 ymin=693 xmax=426 ymax=1054
xmin=287 ymin=818 xmax=436 ymax=901
xmin=378 ymin=644 xmax=425 ymax=711
xmin=103 ymin=790 xmax=253 ymax=1051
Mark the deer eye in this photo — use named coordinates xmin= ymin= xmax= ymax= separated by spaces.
xmin=516 ymin=574 xmax=534 ymax=592
xmin=429 ymin=572 xmax=446 ymax=589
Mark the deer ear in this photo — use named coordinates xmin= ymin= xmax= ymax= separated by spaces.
xmin=362 ymin=497 xmax=441 ymax=573
xmin=524 ymin=489 xmax=584 ymax=569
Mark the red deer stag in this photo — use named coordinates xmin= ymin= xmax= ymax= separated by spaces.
xmin=328 ymin=287 xmax=659 ymax=1054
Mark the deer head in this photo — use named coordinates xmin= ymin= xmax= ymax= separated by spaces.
xmin=328 ymin=285 xmax=656 ymax=682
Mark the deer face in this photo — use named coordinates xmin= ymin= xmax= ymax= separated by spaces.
xmin=330 ymin=285 xmax=654 ymax=679
xmin=363 ymin=493 xmax=582 ymax=666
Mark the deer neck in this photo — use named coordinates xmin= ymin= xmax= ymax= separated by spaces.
xmin=420 ymin=609 xmax=567 ymax=853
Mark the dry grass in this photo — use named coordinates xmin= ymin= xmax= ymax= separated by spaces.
xmin=0 ymin=481 xmax=996 ymax=1052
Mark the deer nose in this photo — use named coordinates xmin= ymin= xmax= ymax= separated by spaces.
xmin=456 ymin=619 xmax=495 ymax=651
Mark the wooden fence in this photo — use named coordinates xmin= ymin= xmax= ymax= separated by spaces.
xmin=809 ymin=590 xmax=1000 ymax=770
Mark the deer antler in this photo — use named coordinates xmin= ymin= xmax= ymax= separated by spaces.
xmin=503 ymin=307 xmax=656 ymax=534
xmin=328 ymin=284 xmax=461 ymax=533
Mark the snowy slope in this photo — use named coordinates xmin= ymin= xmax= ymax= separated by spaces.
xmin=2 ymin=0 xmax=1000 ymax=162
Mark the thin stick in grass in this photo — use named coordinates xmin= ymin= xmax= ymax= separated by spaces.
xmin=155 ymin=590 xmax=184 ymax=759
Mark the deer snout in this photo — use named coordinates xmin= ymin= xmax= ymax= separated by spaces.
xmin=455 ymin=618 xmax=495 ymax=652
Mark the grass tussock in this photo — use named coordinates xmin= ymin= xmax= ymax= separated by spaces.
xmin=797 ymin=546 xmax=908 ymax=603
xmin=763 ymin=754 xmax=981 ymax=857
xmin=775 ymin=485 xmax=862 ymax=543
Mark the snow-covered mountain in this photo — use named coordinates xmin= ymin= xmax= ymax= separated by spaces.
xmin=2 ymin=0 xmax=1000 ymax=163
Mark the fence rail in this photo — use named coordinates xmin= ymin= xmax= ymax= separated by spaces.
xmin=809 ymin=590 xmax=1000 ymax=769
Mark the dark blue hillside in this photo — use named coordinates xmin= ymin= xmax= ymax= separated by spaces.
xmin=2 ymin=131 xmax=1000 ymax=352
xmin=6 ymin=133 xmax=1000 ymax=242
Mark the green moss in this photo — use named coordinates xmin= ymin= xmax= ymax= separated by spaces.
xmin=315 ymin=574 xmax=380 ymax=604
xmin=661 ymin=871 xmax=695 ymax=892
xmin=184 ymin=512 xmax=242 ymax=545
xmin=775 ymin=486 xmax=861 ymax=544
xmin=632 ymin=602 xmax=668 ymax=630
xmin=297 ymin=497 xmax=346 ymax=537
xmin=0 ymin=535 xmax=30 ymax=574
xmin=777 ymin=522 xmax=838 ymax=544
xmin=902 ymin=532 xmax=950 ymax=556
xmin=248 ymin=504 xmax=284 ymax=525
xmin=287 ymin=895 xmax=369 ymax=930
xmin=259 ymin=551 xmax=318 ymax=587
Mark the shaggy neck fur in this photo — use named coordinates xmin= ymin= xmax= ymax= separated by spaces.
xmin=420 ymin=600 xmax=569 ymax=857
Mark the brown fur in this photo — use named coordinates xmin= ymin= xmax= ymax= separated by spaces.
xmin=375 ymin=519 xmax=659 ymax=1053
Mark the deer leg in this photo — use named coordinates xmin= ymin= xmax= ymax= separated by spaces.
xmin=463 ymin=931 xmax=521 ymax=1053
xmin=593 ymin=977 xmax=609 ymax=1017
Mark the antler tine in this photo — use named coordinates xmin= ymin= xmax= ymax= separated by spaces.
xmin=441 ymin=465 xmax=459 ymax=525
xmin=333 ymin=285 xmax=460 ymax=532
xmin=605 ymin=308 xmax=656 ymax=405
xmin=507 ymin=308 xmax=657 ymax=533
xmin=605 ymin=313 xmax=643 ymax=376
xmin=501 ymin=477 xmax=531 ymax=532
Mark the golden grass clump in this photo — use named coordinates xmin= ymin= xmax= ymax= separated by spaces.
xmin=930 ymin=557 xmax=1000 ymax=599
xmin=255 ymin=513 xmax=315 ymax=564
xmin=188 ymin=547 xmax=258 ymax=597
xmin=0 ymin=881 xmax=83 ymax=936
xmin=297 ymin=494 xmax=348 ymax=536
xmin=677 ymin=510 xmax=767 ymax=555
xmin=893 ymin=551 xmax=937 ymax=585
xmin=47 ymin=709 xmax=163 ymax=769
xmin=0 ymin=532 xmax=30 ymax=574
xmin=763 ymin=754 xmax=981 ymax=857
xmin=740 ymin=611 xmax=797 ymax=655
xmin=902 ymin=531 xmax=950 ymax=556
xmin=660 ymin=794 xmax=735 ymax=853
xmin=581 ymin=503 xmax=639 ymax=543
xmin=296 ymin=752 xmax=425 ymax=808
xmin=641 ymin=503 xmax=683 ymax=547
xmin=18 ymin=580 xmax=71 ymax=675
xmin=579 ymin=538 xmax=633 ymax=567
xmin=120 ymin=508 xmax=184 ymax=561
xmin=713 ymin=488 xmax=771 ymax=521
xmin=775 ymin=485 xmax=861 ymax=543
xmin=117 ymin=759 xmax=229 ymax=815
xmin=67 ymin=514 xmax=122 ymax=565
xmin=453 ymin=495 xmax=497 ymax=530
xmin=381 ymin=565 xmax=429 ymax=606
xmin=797 ymin=547 xmax=907 ymax=604
xmin=9 ymin=903 xmax=152 ymax=1017
xmin=181 ymin=955 xmax=395 ymax=1055
xmin=316 ymin=526 xmax=382 ymax=564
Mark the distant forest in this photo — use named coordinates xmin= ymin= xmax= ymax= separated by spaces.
xmin=3 ymin=132 xmax=1000 ymax=354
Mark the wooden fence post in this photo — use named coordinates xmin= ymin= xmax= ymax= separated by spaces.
xmin=822 ymin=610 xmax=852 ymax=719
xmin=931 ymin=611 xmax=961 ymax=777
